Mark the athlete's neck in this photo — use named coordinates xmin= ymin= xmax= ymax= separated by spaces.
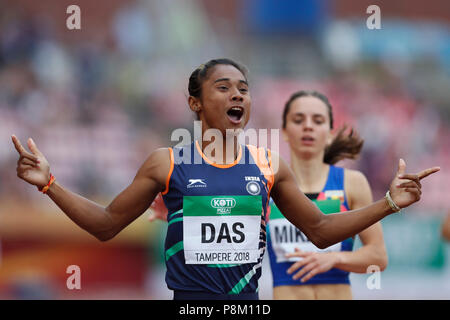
xmin=198 ymin=135 xmax=240 ymax=165
xmin=290 ymin=151 xmax=329 ymax=193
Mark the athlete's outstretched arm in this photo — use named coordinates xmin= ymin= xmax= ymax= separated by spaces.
xmin=11 ymin=135 xmax=170 ymax=241
xmin=442 ymin=210 xmax=450 ymax=241
xmin=331 ymin=170 xmax=387 ymax=272
xmin=270 ymin=152 xmax=440 ymax=249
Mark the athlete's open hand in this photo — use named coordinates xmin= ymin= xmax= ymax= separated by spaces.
xmin=286 ymin=248 xmax=339 ymax=283
xmin=148 ymin=192 xmax=168 ymax=222
xmin=389 ymin=159 xmax=440 ymax=210
xmin=12 ymin=135 xmax=50 ymax=189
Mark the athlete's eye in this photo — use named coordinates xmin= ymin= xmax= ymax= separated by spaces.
xmin=218 ymin=86 xmax=228 ymax=91
xmin=239 ymin=88 xmax=248 ymax=93
xmin=314 ymin=116 xmax=325 ymax=125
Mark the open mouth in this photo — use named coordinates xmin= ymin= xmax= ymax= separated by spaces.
xmin=301 ymin=136 xmax=315 ymax=145
xmin=226 ymin=106 xmax=244 ymax=124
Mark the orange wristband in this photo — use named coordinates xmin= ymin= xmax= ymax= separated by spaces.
xmin=39 ymin=174 xmax=55 ymax=194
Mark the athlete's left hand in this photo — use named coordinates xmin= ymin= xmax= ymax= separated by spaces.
xmin=286 ymin=248 xmax=340 ymax=283
xmin=389 ymin=159 xmax=440 ymax=209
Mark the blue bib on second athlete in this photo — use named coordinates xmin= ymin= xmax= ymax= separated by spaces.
xmin=162 ymin=141 xmax=274 ymax=295
xmin=267 ymin=165 xmax=353 ymax=286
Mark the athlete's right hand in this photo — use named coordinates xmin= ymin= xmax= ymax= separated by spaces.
xmin=12 ymin=135 xmax=51 ymax=189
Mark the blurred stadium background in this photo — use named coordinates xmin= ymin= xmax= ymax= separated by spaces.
xmin=0 ymin=0 xmax=449 ymax=299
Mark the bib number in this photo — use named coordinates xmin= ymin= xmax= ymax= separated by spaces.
xmin=269 ymin=199 xmax=343 ymax=263
xmin=183 ymin=195 xmax=262 ymax=265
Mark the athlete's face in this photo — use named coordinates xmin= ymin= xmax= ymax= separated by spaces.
xmin=283 ymin=96 xmax=332 ymax=158
xmin=190 ymin=64 xmax=251 ymax=135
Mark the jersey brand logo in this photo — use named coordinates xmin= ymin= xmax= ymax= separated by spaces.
xmin=187 ymin=179 xmax=207 ymax=188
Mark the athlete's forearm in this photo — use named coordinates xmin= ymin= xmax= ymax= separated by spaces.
xmin=314 ymin=199 xmax=393 ymax=249
xmin=332 ymin=244 xmax=388 ymax=273
xmin=442 ymin=214 xmax=450 ymax=241
xmin=46 ymin=182 xmax=114 ymax=240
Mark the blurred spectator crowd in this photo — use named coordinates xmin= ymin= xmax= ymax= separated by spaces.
xmin=0 ymin=0 xmax=449 ymax=213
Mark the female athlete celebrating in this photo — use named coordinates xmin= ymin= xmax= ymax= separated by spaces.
xmin=267 ymin=91 xmax=387 ymax=299
xmin=12 ymin=58 xmax=439 ymax=300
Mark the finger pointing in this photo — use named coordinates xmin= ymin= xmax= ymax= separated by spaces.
xmin=12 ymin=135 xmax=39 ymax=162
xmin=27 ymin=138 xmax=42 ymax=156
xmin=417 ymin=167 xmax=440 ymax=180
xmin=11 ymin=135 xmax=26 ymax=155
xmin=397 ymin=158 xmax=406 ymax=176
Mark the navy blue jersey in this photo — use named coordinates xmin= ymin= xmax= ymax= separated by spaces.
xmin=161 ymin=141 xmax=274 ymax=294
xmin=267 ymin=165 xmax=353 ymax=286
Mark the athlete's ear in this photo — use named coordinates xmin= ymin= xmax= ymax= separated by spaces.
xmin=188 ymin=96 xmax=202 ymax=113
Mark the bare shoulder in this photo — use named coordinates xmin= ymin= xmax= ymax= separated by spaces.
xmin=268 ymin=149 xmax=290 ymax=184
xmin=136 ymin=147 xmax=173 ymax=189
xmin=344 ymin=168 xmax=369 ymax=186
xmin=343 ymin=168 xmax=372 ymax=209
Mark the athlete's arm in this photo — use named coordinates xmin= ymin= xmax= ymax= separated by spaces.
xmin=12 ymin=135 xmax=170 ymax=241
xmin=270 ymin=151 xmax=439 ymax=249
xmin=442 ymin=210 xmax=450 ymax=241
xmin=285 ymin=170 xmax=388 ymax=281
xmin=332 ymin=170 xmax=388 ymax=273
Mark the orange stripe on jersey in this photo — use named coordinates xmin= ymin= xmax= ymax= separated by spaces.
xmin=266 ymin=148 xmax=275 ymax=209
xmin=267 ymin=148 xmax=273 ymax=192
xmin=195 ymin=140 xmax=242 ymax=169
xmin=162 ymin=148 xmax=174 ymax=195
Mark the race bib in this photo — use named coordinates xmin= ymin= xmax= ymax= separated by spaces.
xmin=183 ymin=195 xmax=262 ymax=265
xmin=269 ymin=199 xmax=342 ymax=263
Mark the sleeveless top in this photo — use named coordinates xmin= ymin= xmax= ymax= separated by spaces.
xmin=162 ymin=141 xmax=274 ymax=294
